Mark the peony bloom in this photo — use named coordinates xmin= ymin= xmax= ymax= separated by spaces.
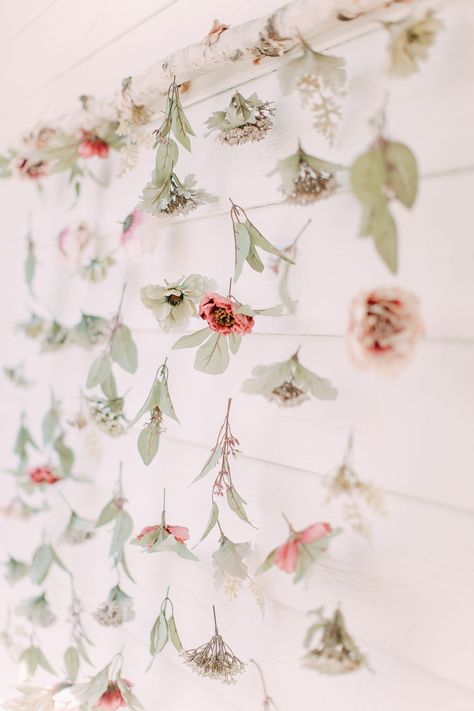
xmin=78 ymin=131 xmax=109 ymax=159
xmin=141 ymin=274 xmax=215 ymax=332
xmin=275 ymin=522 xmax=332 ymax=573
xmin=199 ymin=293 xmax=254 ymax=335
xmin=95 ymin=682 xmax=130 ymax=710
xmin=347 ymin=286 xmax=423 ymax=374
xmin=29 ymin=465 xmax=61 ymax=485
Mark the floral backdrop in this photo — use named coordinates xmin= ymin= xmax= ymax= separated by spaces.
xmin=0 ymin=1 xmax=473 ymax=710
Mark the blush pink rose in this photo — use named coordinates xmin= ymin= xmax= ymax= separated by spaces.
xmin=347 ymin=286 xmax=423 ymax=374
xmin=136 ymin=525 xmax=159 ymax=540
xmin=95 ymin=681 xmax=131 ymax=711
xmin=275 ymin=522 xmax=332 ymax=573
xmin=78 ymin=131 xmax=109 ymax=159
xmin=199 ymin=293 xmax=254 ymax=335
xmin=165 ymin=525 xmax=190 ymax=544
xmin=29 ymin=466 xmax=61 ymax=485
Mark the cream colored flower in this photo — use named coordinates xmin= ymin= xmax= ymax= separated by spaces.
xmin=389 ymin=11 xmax=444 ymax=78
xmin=140 ymin=274 xmax=215 ymax=332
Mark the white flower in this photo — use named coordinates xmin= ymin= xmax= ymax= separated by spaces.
xmin=137 ymin=172 xmax=217 ymax=218
xmin=93 ymin=585 xmax=135 ymax=627
xmin=212 ymin=535 xmax=250 ymax=590
xmin=242 ymin=350 xmax=337 ymax=406
xmin=388 ymin=11 xmax=444 ymax=78
xmin=140 ymin=274 xmax=215 ymax=332
xmin=3 ymin=683 xmax=71 ymax=711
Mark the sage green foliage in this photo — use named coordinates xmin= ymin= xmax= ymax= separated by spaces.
xmin=351 ymin=139 xmax=418 ymax=273
xmin=147 ymin=590 xmax=183 ymax=670
xmin=96 ymin=475 xmax=135 ymax=582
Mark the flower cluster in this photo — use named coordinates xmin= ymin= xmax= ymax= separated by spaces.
xmin=270 ymin=144 xmax=341 ymax=205
xmin=347 ymin=286 xmax=423 ymax=374
xmin=206 ymin=91 xmax=275 ymax=145
xmin=302 ymin=607 xmax=366 ymax=674
xmin=94 ymin=585 xmax=135 ymax=628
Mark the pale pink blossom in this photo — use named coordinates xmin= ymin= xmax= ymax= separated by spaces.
xmin=94 ymin=681 xmax=130 ymax=710
xmin=347 ymin=286 xmax=423 ymax=374
xmin=199 ymin=293 xmax=254 ymax=335
xmin=165 ymin=525 xmax=190 ymax=544
xmin=275 ymin=522 xmax=332 ymax=573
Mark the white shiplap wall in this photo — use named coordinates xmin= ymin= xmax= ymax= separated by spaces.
xmin=0 ymin=2 xmax=473 ymax=710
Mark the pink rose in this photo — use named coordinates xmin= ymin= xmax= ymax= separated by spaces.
xmin=165 ymin=525 xmax=190 ymax=544
xmin=95 ymin=682 xmax=131 ymax=711
xmin=29 ymin=466 xmax=61 ymax=485
xmin=347 ymin=286 xmax=424 ymax=374
xmin=275 ymin=522 xmax=332 ymax=573
xmin=78 ymin=131 xmax=109 ymax=159
xmin=199 ymin=293 xmax=254 ymax=335
xmin=136 ymin=525 xmax=159 ymax=540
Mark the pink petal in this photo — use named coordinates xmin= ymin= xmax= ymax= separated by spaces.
xmin=274 ymin=540 xmax=299 ymax=573
xmin=300 ymin=522 xmax=332 ymax=544
xmin=166 ymin=525 xmax=190 ymax=543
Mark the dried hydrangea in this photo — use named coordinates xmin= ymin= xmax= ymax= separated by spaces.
xmin=242 ymin=349 xmax=337 ymax=406
xmin=16 ymin=594 xmax=56 ymax=628
xmin=347 ymin=286 xmax=424 ymax=374
xmin=62 ymin=511 xmax=96 ymax=545
xmin=388 ymin=10 xmax=444 ymax=78
xmin=181 ymin=607 xmax=245 ymax=684
xmin=140 ymin=274 xmax=215 ymax=332
xmin=302 ymin=607 xmax=367 ymax=674
xmin=93 ymin=585 xmax=135 ymax=627
xmin=269 ymin=144 xmax=342 ymax=205
xmin=206 ymin=91 xmax=275 ymax=145
xmin=86 ymin=395 xmax=127 ymax=437
xmin=326 ymin=434 xmax=385 ymax=538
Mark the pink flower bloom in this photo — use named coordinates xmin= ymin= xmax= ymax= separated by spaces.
xmin=199 ymin=293 xmax=254 ymax=335
xmin=29 ymin=466 xmax=61 ymax=485
xmin=120 ymin=210 xmax=143 ymax=246
xmin=78 ymin=131 xmax=109 ymax=159
xmin=275 ymin=522 xmax=332 ymax=573
xmin=95 ymin=681 xmax=131 ymax=711
xmin=135 ymin=525 xmax=159 ymax=541
xmin=347 ymin=286 xmax=424 ymax=374
xmin=13 ymin=156 xmax=50 ymax=180
xmin=165 ymin=525 xmax=190 ymax=544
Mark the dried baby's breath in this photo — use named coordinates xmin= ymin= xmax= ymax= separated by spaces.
xmin=303 ymin=607 xmax=366 ymax=674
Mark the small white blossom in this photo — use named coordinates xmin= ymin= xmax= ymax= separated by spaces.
xmin=140 ymin=274 xmax=215 ymax=332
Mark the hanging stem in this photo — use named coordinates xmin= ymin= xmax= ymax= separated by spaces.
xmin=212 ymin=605 xmax=219 ymax=636
xmin=227 ymin=277 xmax=233 ymax=298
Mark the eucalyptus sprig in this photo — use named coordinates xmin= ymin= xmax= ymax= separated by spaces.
xmin=19 ymin=636 xmax=55 ymax=677
xmin=147 ymin=587 xmax=183 ymax=670
xmin=269 ymin=219 xmax=311 ymax=314
xmin=229 ymin=199 xmax=293 ymax=282
xmin=64 ymin=581 xmax=94 ymax=682
xmin=42 ymin=392 xmax=75 ymax=477
xmin=350 ymin=133 xmax=418 ymax=273
xmin=86 ymin=284 xmax=138 ymax=399
xmin=95 ymin=467 xmax=135 ymax=582
xmin=132 ymin=360 xmax=179 ymax=465
xmin=29 ymin=537 xmax=69 ymax=585
xmin=195 ymin=399 xmax=255 ymax=536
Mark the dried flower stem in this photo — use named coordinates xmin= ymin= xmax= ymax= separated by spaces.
xmin=250 ymin=659 xmax=279 ymax=710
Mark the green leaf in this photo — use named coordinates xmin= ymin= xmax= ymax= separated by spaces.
xmin=42 ymin=408 xmax=59 ymax=445
xmin=172 ymin=327 xmax=211 ymax=350
xmin=20 ymin=646 xmax=38 ymax=676
xmin=246 ymin=220 xmax=294 ymax=263
xmin=25 ymin=244 xmax=36 ymax=290
xmin=110 ymin=324 xmax=138 ymax=373
xmin=30 ymin=544 xmax=53 ymax=584
xmin=54 ymin=434 xmax=74 ymax=475
xmin=195 ymin=333 xmax=229 ymax=375
xmin=228 ymin=333 xmax=241 ymax=354
xmin=193 ymin=446 xmax=222 ymax=483
xmin=168 ymin=616 xmax=182 ymax=651
xmin=384 ymin=141 xmax=418 ymax=208
xmin=255 ymin=549 xmax=276 ymax=576
xmin=155 ymin=376 xmax=179 ymax=422
xmin=37 ymin=646 xmax=55 ymax=674
xmin=101 ymin=372 xmax=118 ymax=399
xmin=84 ymin=665 xmax=110 ymax=704
xmin=118 ymin=551 xmax=136 ymax=584
xmin=137 ymin=423 xmax=160 ymax=465
xmin=86 ymin=352 xmax=112 ymax=388
xmin=278 ymin=262 xmax=296 ymax=314
xmin=198 ymin=502 xmax=219 ymax=542
xmin=171 ymin=103 xmax=193 ymax=151
xmin=110 ymin=510 xmax=133 ymax=556
xmin=64 ymin=646 xmax=80 ymax=681
xmin=155 ymin=139 xmax=178 ymax=183
xmin=76 ymin=637 xmax=92 ymax=665
xmin=350 ymin=147 xmax=387 ymax=203
xmin=96 ymin=499 xmax=118 ymax=527
xmin=245 ymin=242 xmax=264 ymax=273
xmin=117 ymin=678 xmax=144 ymax=710
xmin=233 ymin=223 xmax=251 ymax=282
xmin=226 ymin=487 xmax=255 ymax=527
xmin=362 ymin=200 xmax=398 ymax=273
xmin=150 ymin=612 xmax=168 ymax=655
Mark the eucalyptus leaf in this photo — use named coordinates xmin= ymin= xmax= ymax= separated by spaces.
xmin=172 ymin=327 xmax=211 ymax=350
xmin=86 ymin=352 xmax=111 ymax=388
xmin=193 ymin=446 xmax=222 ymax=484
xmin=137 ymin=423 xmax=160 ymax=465
xmin=279 ymin=262 xmax=296 ymax=314
xmin=156 ymin=376 xmax=179 ymax=422
xmin=384 ymin=141 xmax=418 ymax=208
xmin=350 ymin=147 xmax=387 ymax=202
xmin=195 ymin=333 xmax=229 ymax=375
xmin=96 ymin=500 xmax=118 ymax=527
xmin=42 ymin=408 xmax=59 ymax=445
xmin=198 ymin=501 xmax=219 ymax=542
xmin=226 ymin=487 xmax=255 ymax=527
xmin=245 ymin=242 xmax=264 ymax=273
xmin=110 ymin=324 xmax=138 ymax=373
xmin=255 ymin=549 xmax=276 ymax=576
xmin=101 ymin=372 xmax=118 ymax=399
xmin=233 ymin=223 xmax=251 ymax=282
xmin=246 ymin=221 xmax=294 ymax=263
xmin=64 ymin=645 xmax=80 ymax=681
xmin=54 ymin=434 xmax=74 ymax=475
xmin=25 ymin=244 xmax=36 ymax=290
xmin=110 ymin=510 xmax=133 ymax=557
xmin=150 ymin=612 xmax=168 ymax=655
xmin=36 ymin=646 xmax=56 ymax=674
xmin=228 ymin=333 xmax=241 ymax=354
xmin=30 ymin=544 xmax=53 ymax=584
xmin=168 ymin=616 xmax=182 ymax=651
xmin=155 ymin=139 xmax=179 ymax=183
